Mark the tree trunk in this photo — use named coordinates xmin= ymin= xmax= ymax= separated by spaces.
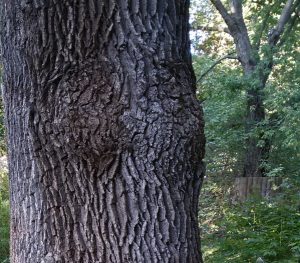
xmin=228 ymin=22 xmax=269 ymax=178
xmin=0 ymin=1 xmax=205 ymax=263
xmin=243 ymin=77 xmax=266 ymax=177
xmin=242 ymin=65 xmax=271 ymax=177
xmin=233 ymin=177 xmax=282 ymax=201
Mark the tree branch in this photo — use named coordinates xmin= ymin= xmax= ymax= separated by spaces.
xmin=253 ymin=5 xmax=274 ymax=50
xmin=230 ymin=0 xmax=243 ymax=19
xmin=268 ymin=0 xmax=300 ymax=46
xmin=278 ymin=8 xmax=300 ymax=47
xmin=211 ymin=0 xmax=255 ymax=71
xmin=210 ymin=0 xmax=236 ymax=28
xmin=197 ymin=52 xmax=238 ymax=83
xmin=191 ymin=24 xmax=231 ymax=34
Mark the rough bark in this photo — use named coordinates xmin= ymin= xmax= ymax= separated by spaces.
xmin=0 ymin=1 xmax=205 ymax=263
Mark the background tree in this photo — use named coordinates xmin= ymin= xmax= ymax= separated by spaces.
xmin=192 ymin=0 xmax=300 ymax=177
xmin=190 ymin=1 xmax=300 ymax=261
xmin=0 ymin=1 xmax=205 ymax=262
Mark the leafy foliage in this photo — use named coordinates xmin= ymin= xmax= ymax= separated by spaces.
xmin=194 ymin=54 xmax=247 ymax=173
xmin=0 ymin=171 xmax=9 ymax=263
xmin=192 ymin=0 xmax=300 ymax=178
xmin=200 ymin=177 xmax=300 ymax=262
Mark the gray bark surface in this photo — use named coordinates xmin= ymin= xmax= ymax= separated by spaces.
xmin=0 ymin=1 xmax=205 ymax=263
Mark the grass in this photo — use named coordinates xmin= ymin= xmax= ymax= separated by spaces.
xmin=0 ymin=171 xmax=9 ymax=263
xmin=0 ymin=199 xmax=9 ymax=263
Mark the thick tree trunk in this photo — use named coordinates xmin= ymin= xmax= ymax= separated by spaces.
xmin=0 ymin=1 xmax=205 ymax=263
xmin=243 ymin=77 xmax=266 ymax=177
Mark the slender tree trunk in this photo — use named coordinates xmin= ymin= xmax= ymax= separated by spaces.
xmin=0 ymin=1 xmax=205 ymax=263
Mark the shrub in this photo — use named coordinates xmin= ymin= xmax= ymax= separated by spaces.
xmin=200 ymin=178 xmax=300 ymax=263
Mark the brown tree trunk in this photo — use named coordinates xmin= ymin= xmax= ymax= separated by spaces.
xmin=0 ymin=1 xmax=205 ymax=263
xmin=234 ymin=177 xmax=282 ymax=201
xmin=243 ymin=74 xmax=267 ymax=177
xmin=242 ymin=64 xmax=272 ymax=178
